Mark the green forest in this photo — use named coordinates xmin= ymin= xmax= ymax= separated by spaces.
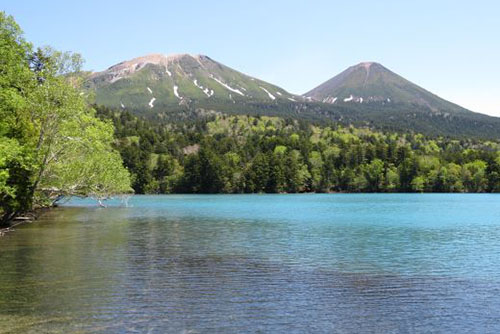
xmin=0 ymin=13 xmax=131 ymax=223
xmin=2 ymin=11 xmax=500 ymax=226
xmin=97 ymin=107 xmax=500 ymax=194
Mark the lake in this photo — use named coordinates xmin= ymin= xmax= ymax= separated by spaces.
xmin=1 ymin=194 xmax=500 ymax=333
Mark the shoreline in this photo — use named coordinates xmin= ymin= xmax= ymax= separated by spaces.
xmin=0 ymin=208 xmax=51 ymax=236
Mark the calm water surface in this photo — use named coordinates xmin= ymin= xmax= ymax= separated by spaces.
xmin=1 ymin=194 xmax=500 ymax=333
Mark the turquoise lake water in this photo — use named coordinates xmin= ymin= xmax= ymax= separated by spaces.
xmin=1 ymin=194 xmax=500 ymax=333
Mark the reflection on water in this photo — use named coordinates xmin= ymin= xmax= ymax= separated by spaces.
xmin=1 ymin=194 xmax=500 ymax=333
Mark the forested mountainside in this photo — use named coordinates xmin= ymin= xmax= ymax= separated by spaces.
xmin=127 ymin=101 xmax=500 ymax=141
xmin=97 ymin=106 xmax=500 ymax=194
xmin=84 ymin=55 xmax=500 ymax=140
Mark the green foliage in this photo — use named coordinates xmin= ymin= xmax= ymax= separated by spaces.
xmin=97 ymin=107 xmax=500 ymax=195
xmin=0 ymin=13 xmax=131 ymax=222
xmin=40 ymin=45 xmax=84 ymax=75
xmin=0 ymin=12 xmax=35 ymax=218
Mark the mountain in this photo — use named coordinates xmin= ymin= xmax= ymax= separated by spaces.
xmin=300 ymin=62 xmax=500 ymax=139
xmin=86 ymin=53 xmax=300 ymax=111
xmin=85 ymin=56 xmax=500 ymax=140
xmin=304 ymin=62 xmax=468 ymax=114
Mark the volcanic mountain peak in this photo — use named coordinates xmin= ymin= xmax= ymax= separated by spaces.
xmin=86 ymin=53 xmax=298 ymax=111
xmin=97 ymin=53 xmax=205 ymax=82
xmin=110 ymin=53 xmax=200 ymax=66
xmin=358 ymin=61 xmax=376 ymax=69
xmin=304 ymin=62 xmax=467 ymax=113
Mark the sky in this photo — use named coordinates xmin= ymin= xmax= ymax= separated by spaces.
xmin=2 ymin=0 xmax=499 ymax=116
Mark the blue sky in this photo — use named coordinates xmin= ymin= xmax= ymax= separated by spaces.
xmin=3 ymin=0 xmax=499 ymax=116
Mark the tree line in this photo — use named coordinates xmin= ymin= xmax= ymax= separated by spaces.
xmin=0 ymin=13 xmax=131 ymax=224
xmin=97 ymin=107 xmax=500 ymax=194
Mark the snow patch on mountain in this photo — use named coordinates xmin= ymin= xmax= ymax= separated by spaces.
xmin=323 ymin=96 xmax=338 ymax=104
xmin=173 ymin=86 xmax=181 ymax=99
xmin=210 ymin=75 xmax=245 ymax=96
xmin=260 ymin=87 xmax=276 ymax=100
xmin=148 ymin=97 xmax=156 ymax=108
xmin=193 ymin=79 xmax=213 ymax=97
xmin=344 ymin=95 xmax=354 ymax=102
xmin=147 ymin=87 xmax=153 ymax=94
xmin=205 ymin=88 xmax=214 ymax=97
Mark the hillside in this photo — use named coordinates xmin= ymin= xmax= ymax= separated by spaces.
xmin=303 ymin=62 xmax=468 ymax=113
xmin=86 ymin=53 xmax=301 ymax=111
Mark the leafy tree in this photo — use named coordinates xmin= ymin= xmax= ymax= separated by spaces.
xmin=411 ymin=176 xmax=425 ymax=193
xmin=0 ymin=13 xmax=131 ymax=222
xmin=308 ymin=151 xmax=323 ymax=191
xmin=463 ymin=160 xmax=488 ymax=192
xmin=0 ymin=12 xmax=36 ymax=219
xmin=487 ymin=155 xmax=500 ymax=192
xmin=382 ymin=165 xmax=399 ymax=191
xmin=363 ymin=159 xmax=384 ymax=192
xmin=244 ymin=152 xmax=269 ymax=193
